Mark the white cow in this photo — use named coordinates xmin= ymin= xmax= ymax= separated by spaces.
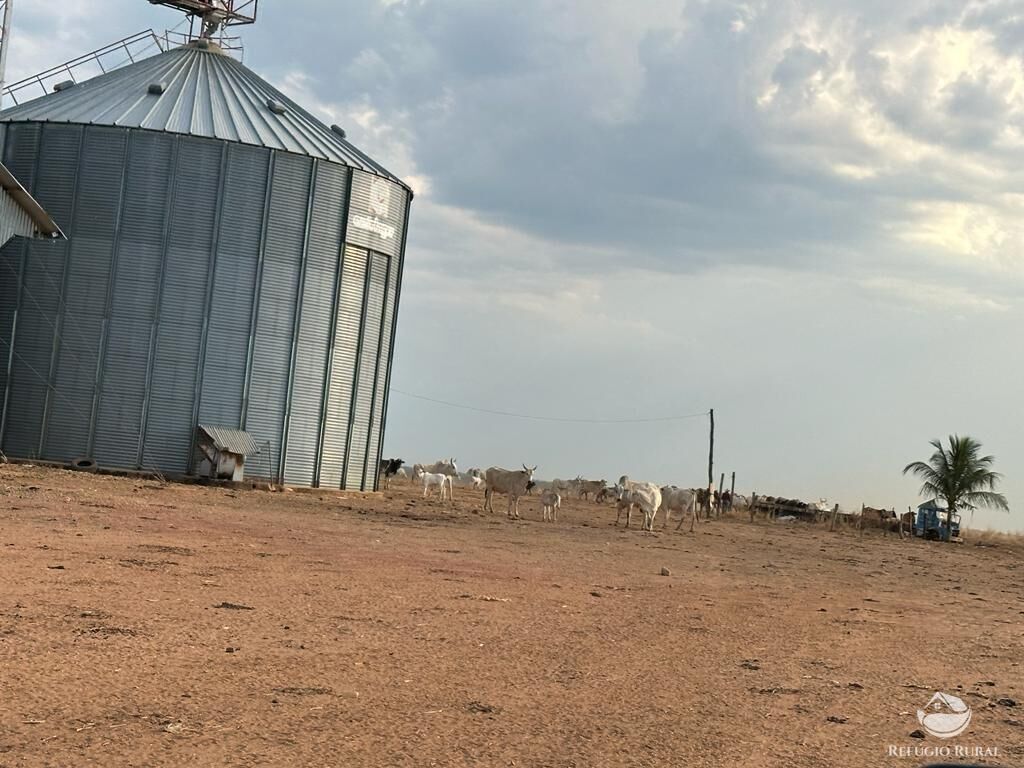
xmin=659 ymin=486 xmax=699 ymax=531
xmin=395 ymin=467 xmax=409 ymax=482
xmin=540 ymin=490 xmax=561 ymax=522
xmin=421 ymin=472 xmax=453 ymax=501
xmin=615 ymin=475 xmax=662 ymax=531
xmin=550 ymin=478 xmax=572 ymax=494
xmin=483 ymin=465 xmax=537 ymax=519
xmin=413 ymin=458 xmax=458 ymax=497
xmin=576 ymin=478 xmax=606 ymax=500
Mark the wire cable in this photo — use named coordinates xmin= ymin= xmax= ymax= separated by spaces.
xmin=390 ymin=388 xmax=709 ymax=424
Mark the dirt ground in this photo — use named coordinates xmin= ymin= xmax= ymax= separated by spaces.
xmin=0 ymin=464 xmax=1021 ymax=767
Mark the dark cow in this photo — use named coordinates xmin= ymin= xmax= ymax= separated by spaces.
xmin=378 ymin=458 xmax=404 ymax=490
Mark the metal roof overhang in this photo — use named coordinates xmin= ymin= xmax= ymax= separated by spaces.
xmin=0 ymin=162 xmax=65 ymax=239
xmin=197 ymin=424 xmax=260 ymax=456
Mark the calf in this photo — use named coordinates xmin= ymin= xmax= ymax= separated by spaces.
xmin=483 ymin=465 xmax=537 ymax=519
xmin=413 ymin=458 xmax=458 ymax=498
xmin=577 ymin=478 xmax=606 ymax=500
xmin=540 ymin=489 xmax=561 ymax=522
xmin=421 ymin=472 xmax=452 ymax=501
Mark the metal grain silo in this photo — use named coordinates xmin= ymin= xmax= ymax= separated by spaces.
xmin=0 ymin=40 xmax=411 ymax=489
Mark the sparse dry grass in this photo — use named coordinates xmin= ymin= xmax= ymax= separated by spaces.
xmin=963 ymin=527 xmax=1024 ymax=554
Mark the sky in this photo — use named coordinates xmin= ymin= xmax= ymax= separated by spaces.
xmin=9 ymin=1 xmax=1022 ymax=530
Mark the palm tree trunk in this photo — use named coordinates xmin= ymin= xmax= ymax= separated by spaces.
xmin=944 ymin=497 xmax=954 ymax=543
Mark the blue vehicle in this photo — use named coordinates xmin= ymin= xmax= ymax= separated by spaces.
xmin=914 ymin=500 xmax=961 ymax=541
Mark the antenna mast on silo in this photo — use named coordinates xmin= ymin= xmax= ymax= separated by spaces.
xmin=147 ymin=1 xmax=258 ymax=41
xmin=0 ymin=0 xmax=14 ymax=110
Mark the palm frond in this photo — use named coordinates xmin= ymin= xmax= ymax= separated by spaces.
xmin=905 ymin=435 xmax=1008 ymax=515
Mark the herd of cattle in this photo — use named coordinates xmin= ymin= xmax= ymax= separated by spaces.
xmin=377 ymin=458 xmax=744 ymax=532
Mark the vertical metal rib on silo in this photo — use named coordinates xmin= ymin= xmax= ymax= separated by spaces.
xmin=201 ymin=145 xmax=270 ymax=433
xmin=190 ymin=142 xmax=231 ymax=473
xmin=347 ymin=255 xmax=385 ymax=490
xmin=92 ymin=131 xmax=175 ymax=468
xmin=241 ymin=152 xmax=276 ymax=433
xmin=285 ymin=161 xmax=348 ymax=487
xmin=361 ymin=252 xmax=391 ymax=489
xmin=314 ymin=168 xmax=354 ymax=488
xmin=374 ymin=192 xmax=412 ymax=489
xmin=86 ymin=129 xmax=132 ymax=460
xmin=0 ymin=125 xmax=25 ymax=447
xmin=144 ymin=137 xmax=224 ymax=473
xmin=278 ymin=161 xmax=319 ymax=486
xmin=49 ymin=127 xmax=128 ymax=464
xmin=338 ymin=246 xmax=369 ymax=489
xmin=243 ymin=152 xmax=313 ymax=485
xmin=136 ymin=136 xmax=181 ymax=470
xmin=37 ymin=126 xmax=86 ymax=459
xmin=0 ymin=124 xmax=45 ymax=458
xmin=0 ymin=242 xmax=26 ymax=448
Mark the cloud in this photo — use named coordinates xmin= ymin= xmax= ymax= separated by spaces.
xmin=237 ymin=0 xmax=1023 ymax=300
xmin=859 ymin=276 xmax=1012 ymax=314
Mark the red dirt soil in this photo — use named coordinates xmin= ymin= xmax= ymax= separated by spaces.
xmin=1 ymin=464 xmax=1021 ymax=767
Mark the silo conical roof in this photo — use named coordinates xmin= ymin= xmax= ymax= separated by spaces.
xmin=0 ymin=42 xmax=409 ymax=193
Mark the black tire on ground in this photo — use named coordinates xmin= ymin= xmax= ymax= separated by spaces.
xmin=70 ymin=457 xmax=98 ymax=473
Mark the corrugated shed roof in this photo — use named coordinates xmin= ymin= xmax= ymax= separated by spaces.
xmin=197 ymin=424 xmax=261 ymax=456
xmin=0 ymin=42 xmax=410 ymax=193
xmin=0 ymin=161 xmax=66 ymax=243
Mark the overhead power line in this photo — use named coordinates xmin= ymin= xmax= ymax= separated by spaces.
xmin=390 ymin=388 xmax=709 ymax=425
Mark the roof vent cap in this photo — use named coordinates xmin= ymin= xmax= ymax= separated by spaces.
xmin=53 ymin=80 xmax=76 ymax=93
xmin=148 ymin=82 xmax=166 ymax=95
xmin=330 ymin=124 xmax=347 ymax=139
xmin=266 ymin=99 xmax=287 ymax=116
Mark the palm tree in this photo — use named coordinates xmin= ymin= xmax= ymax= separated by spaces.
xmin=903 ymin=435 xmax=1009 ymax=541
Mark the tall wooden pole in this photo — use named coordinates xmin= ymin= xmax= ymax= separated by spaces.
xmin=707 ymin=409 xmax=714 ymax=519
xmin=717 ymin=472 xmax=724 ymax=518
xmin=707 ymin=409 xmax=714 ymax=485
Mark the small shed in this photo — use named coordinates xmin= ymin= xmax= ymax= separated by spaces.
xmin=195 ymin=424 xmax=260 ymax=482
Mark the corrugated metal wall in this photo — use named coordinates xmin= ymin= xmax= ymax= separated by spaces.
xmin=283 ymin=161 xmax=348 ymax=486
xmin=243 ymin=152 xmax=312 ymax=480
xmin=1 ymin=124 xmax=49 ymax=459
xmin=144 ymin=137 xmax=224 ymax=470
xmin=0 ymin=124 xmax=407 ymax=489
xmin=320 ymin=245 xmax=365 ymax=489
xmin=47 ymin=126 xmax=121 ymax=463
xmin=365 ymin=252 xmax=397 ymax=488
xmin=198 ymin=144 xmax=270 ymax=429
xmin=93 ymin=131 xmax=172 ymax=468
